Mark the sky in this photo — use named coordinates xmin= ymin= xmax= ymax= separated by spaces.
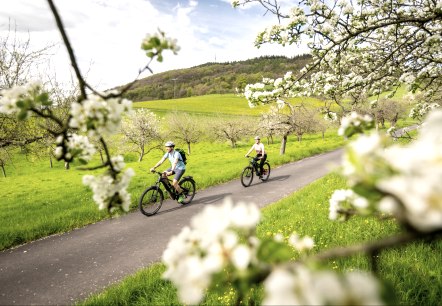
xmin=0 ymin=0 xmax=305 ymax=91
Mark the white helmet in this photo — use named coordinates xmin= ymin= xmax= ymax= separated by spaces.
xmin=254 ymin=136 xmax=260 ymax=140
xmin=165 ymin=141 xmax=175 ymax=147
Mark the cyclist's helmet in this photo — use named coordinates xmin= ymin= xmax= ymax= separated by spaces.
xmin=254 ymin=136 xmax=260 ymax=140
xmin=165 ymin=141 xmax=175 ymax=147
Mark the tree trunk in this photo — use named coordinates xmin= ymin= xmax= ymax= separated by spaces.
xmin=49 ymin=155 xmax=53 ymax=168
xmin=1 ymin=164 xmax=6 ymax=177
xmin=280 ymin=134 xmax=287 ymax=155
xmin=187 ymin=142 xmax=191 ymax=155
xmin=65 ymin=162 xmax=70 ymax=170
xmin=139 ymin=146 xmax=145 ymax=162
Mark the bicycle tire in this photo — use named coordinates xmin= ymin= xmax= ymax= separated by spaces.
xmin=260 ymin=162 xmax=271 ymax=181
xmin=139 ymin=186 xmax=164 ymax=216
xmin=241 ymin=166 xmax=254 ymax=187
xmin=178 ymin=178 xmax=196 ymax=204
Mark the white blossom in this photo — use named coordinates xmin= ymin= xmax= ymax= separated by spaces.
xmin=82 ymin=167 xmax=134 ymax=212
xmin=69 ymin=94 xmax=132 ymax=137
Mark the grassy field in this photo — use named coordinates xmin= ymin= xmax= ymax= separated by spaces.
xmin=133 ymin=93 xmax=329 ymax=116
xmin=0 ymin=131 xmax=345 ymax=251
xmin=80 ymin=173 xmax=442 ymax=306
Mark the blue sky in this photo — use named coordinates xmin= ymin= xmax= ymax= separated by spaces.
xmin=0 ymin=0 xmax=303 ymax=90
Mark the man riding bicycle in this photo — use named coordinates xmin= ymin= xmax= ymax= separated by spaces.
xmin=245 ymin=136 xmax=267 ymax=178
xmin=150 ymin=141 xmax=186 ymax=203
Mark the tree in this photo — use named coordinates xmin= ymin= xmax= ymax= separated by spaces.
xmin=0 ymin=0 xmax=180 ymax=213
xmin=0 ymin=23 xmax=54 ymax=172
xmin=165 ymin=111 xmax=203 ymax=154
xmin=210 ymin=116 xmax=255 ymax=148
xmin=261 ymin=103 xmax=320 ymax=154
xmin=120 ymin=109 xmax=161 ymax=162
xmin=239 ymin=0 xmax=442 ymax=108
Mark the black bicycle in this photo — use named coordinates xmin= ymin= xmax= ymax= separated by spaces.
xmin=139 ymin=170 xmax=196 ymax=216
xmin=241 ymin=156 xmax=271 ymax=187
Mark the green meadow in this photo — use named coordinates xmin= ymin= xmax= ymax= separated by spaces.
xmin=2 ymin=92 xmax=437 ymax=306
xmin=0 ymin=118 xmax=345 ymax=250
xmin=80 ymin=173 xmax=442 ymax=306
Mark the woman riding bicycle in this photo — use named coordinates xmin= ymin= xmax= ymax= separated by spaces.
xmin=245 ymin=136 xmax=267 ymax=177
xmin=150 ymin=141 xmax=186 ymax=203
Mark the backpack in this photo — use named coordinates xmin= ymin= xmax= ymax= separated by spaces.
xmin=175 ymin=148 xmax=187 ymax=164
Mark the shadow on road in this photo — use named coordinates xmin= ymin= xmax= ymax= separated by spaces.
xmin=148 ymin=192 xmax=233 ymax=216
xmin=191 ymin=192 xmax=232 ymax=205
xmin=267 ymin=175 xmax=290 ymax=182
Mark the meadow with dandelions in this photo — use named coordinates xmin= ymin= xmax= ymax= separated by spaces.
xmin=80 ymin=172 xmax=442 ymax=306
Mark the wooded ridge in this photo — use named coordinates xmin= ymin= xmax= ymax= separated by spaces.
xmin=121 ymin=54 xmax=311 ymax=102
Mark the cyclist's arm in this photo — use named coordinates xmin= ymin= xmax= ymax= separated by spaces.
xmin=245 ymin=145 xmax=254 ymax=157
xmin=152 ymin=156 xmax=166 ymax=170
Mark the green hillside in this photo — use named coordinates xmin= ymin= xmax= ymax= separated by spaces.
xmin=122 ymin=54 xmax=311 ymax=102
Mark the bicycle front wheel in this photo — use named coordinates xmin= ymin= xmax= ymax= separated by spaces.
xmin=139 ymin=187 xmax=164 ymax=216
xmin=260 ymin=162 xmax=271 ymax=181
xmin=241 ymin=166 xmax=254 ymax=187
xmin=179 ymin=178 xmax=196 ymax=204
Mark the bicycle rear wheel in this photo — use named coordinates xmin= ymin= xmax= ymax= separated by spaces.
xmin=241 ymin=166 xmax=254 ymax=187
xmin=260 ymin=162 xmax=271 ymax=181
xmin=139 ymin=186 xmax=164 ymax=216
xmin=179 ymin=178 xmax=196 ymax=204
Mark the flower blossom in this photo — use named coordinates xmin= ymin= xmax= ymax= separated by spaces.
xmin=69 ymin=94 xmax=132 ymax=137
xmin=162 ymin=197 xmax=261 ymax=305
xmin=263 ymin=265 xmax=384 ymax=305
xmin=82 ymin=167 xmax=134 ymax=212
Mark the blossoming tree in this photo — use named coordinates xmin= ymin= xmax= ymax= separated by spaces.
xmin=0 ymin=0 xmax=179 ymax=213
xmin=160 ymin=0 xmax=442 ymax=304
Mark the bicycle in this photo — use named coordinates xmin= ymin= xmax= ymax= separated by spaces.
xmin=139 ymin=170 xmax=196 ymax=216
xmin=241 ymin=156 xmax=271 ymax=187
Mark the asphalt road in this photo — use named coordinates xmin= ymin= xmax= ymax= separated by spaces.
xmin=0 ymin=149 xmax=343 ymax=305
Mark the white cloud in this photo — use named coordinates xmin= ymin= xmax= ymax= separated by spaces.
xmin=0 ymin=0 xmax=307 ymax=91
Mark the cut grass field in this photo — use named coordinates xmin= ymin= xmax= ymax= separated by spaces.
xmin=133 ymin=93 xmax=328 ymax=116
xmin=0 ymin=131 xmax=345 ymax=251
xmin=80 ymin=173 xmax=442 ymax=306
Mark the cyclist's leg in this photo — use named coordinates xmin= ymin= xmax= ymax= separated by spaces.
xmin=253 ymin=155 xmax=260 ymax=174
xmin=259 ymin=154 xmax=267 ymax=174
xmin=172 ymin=169 xmax=185 ymax=194
xmin=254 ymin=155 xmax=262 ymax=174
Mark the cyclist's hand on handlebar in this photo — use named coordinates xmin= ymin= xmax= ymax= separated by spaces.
xmin=245 ymin=154 xmax=249 ymax=158
xmin=150 ymin=168 xmax=156 ymax=173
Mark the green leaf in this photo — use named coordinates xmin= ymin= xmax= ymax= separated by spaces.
xmin=17 ymin=110 xmax=28 ymax=120
xmin=257 ymin=239 xmax=293 ymax=263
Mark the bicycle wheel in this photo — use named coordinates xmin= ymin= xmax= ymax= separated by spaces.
xmin=179 ymin=178 xmax=196 ymax=204
xmin=260 ymin=162 xmax=271 ymax=181
xmin=139 ymin=186 xmax=164 ymax=216
xmin=241 ymin=166 xmax=254 ymax=187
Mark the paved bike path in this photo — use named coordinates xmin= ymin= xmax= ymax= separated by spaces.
xmin=0 ymin=149 xmax=343 ymax=305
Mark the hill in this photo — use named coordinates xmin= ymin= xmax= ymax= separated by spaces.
xmin=122 ymin=54 xmax=311 ymax=102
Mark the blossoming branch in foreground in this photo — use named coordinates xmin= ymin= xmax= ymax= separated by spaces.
xmin=82 ymin=167 xmax=135 ymax=212
xmin=69 ymin=94 xmax=132 ymax=137
xmin=331 ymin=109 xmax=442 ymax=232
xmin=162 ymin=198 xmax=384 ymax=305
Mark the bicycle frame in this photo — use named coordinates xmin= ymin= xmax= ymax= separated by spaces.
xmin=152 ymin=171 xmax=178 ymax=200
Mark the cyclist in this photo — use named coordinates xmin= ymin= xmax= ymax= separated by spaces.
xmin=150 ymin=141 xmax=186 ymax=203
xmin=245 ymin=136 xmax=267 ymax=178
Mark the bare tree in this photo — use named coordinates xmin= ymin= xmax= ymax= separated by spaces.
xmin=120 ymin=109 xmax=161 ymax=162
xmin=262 ymin=103 xmax=320 ymax=154
xmin=165 ymin=111 xmax=203 ymax=154
xmin=210 ymin=116 xmax=255 ymax=148
xmin=0 ymin=22 xmax=52 ymax=90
